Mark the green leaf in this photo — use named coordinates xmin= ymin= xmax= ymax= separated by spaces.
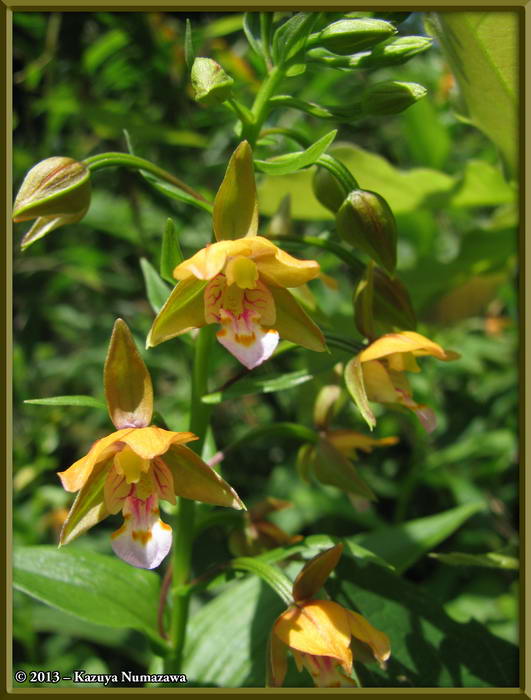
xmin=272 ymin=12 xmax=318 ymax=65
xmin=82 ymin=29 xmax=129 ymax=73
xmin=353 ymin=502 xmax=485 ymax=573
xmin=427 ymin=12 xmax=518 ymax=174
xmin=140 ymin=257 xmax=172 ymax=314
xmin=160 ymin=218 xmax=184 ymax=284
xmin=243 ymin=12 xmax=263 ymax=57
xmin=449 ymin=160 xmax=515 ymax=208
xmin=13 ymin=547 xmax=166 ymax=649
xmin=258 ymin=142 xmax=514 ymax=221
xmin=429 ymin=551 xmax=519 ymax=570
xmin=202 ymin=368 xmax=321 ymax=405
xmin=24 ymin=395 xmax=105 ymax=409
xmin=254 ymin=130 xmax=337 ymax=176
xmin=330 ymin=557 xmax=518 ymax=687
xmin=183 ymin=575 xmax=289 ymax=687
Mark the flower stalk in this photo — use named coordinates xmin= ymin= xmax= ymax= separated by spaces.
xmin=165 ymin=324 xmax=216 ymax=672
xmin=83 ymin=152 xmax=211 ymax=209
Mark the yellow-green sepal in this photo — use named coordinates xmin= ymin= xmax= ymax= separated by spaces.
xmin=59 ymin=457 xmax=111 ymax=546
xmin=292 ymin=543 xmax=343 ymax=603
xmin=268 ymin=286 xmax=327 ymax=353
xmin=213 ymin=141 xmax=258 ymax=241
xmin=147 ymin=277 xmax=208 ymax=347
xmin=344 ymin=356 xmax=376 ymax=430
xmin=163 ymin=445 xmax=245 ymax=510
xmin=105 ymin=319 xmax=153 ymax=430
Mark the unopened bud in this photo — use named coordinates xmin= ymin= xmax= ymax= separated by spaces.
xmin=13 ymin=157 xmax=91 ymax=250
xmin=354 ymin=264 xmax=416 ymax=338
xmin=313 ymin=18 xmax=396 ymax=56
xmin=336 ymin=189 xmax=397 ymax=274
xmin=312 ymin=166 xmax=348 ymax=214
xmin=361 ymin=80 xmax=426 ymax=115
xmin=350 ymin=36 xmax=432 ymax=69
xmin=191 ymin=57 xmax=234 ymax=106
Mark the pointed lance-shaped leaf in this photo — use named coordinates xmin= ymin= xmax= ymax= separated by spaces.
xmin=293 ymin=543 xmax=344 ymax=603
xmin=105 ymin=319 xmax=153 ymax=430
xmin=213 ymin=141 xmax=259 ymax=241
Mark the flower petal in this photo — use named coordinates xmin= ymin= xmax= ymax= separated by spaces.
xmin=268 ymin=286 xmax=326 ymax=352
xmin=147 ymin=277 xmax=208 ymax=348
xmin=266 ymin=631 xmax=288 ymax=688
xmin=274 ymin=600 xmax=353 ymax=671
xmin=173 ymin=241 xmax=231 ymax=280
xmin=293 ymin=544 xmax=344 ymax=603
xmin=359 ymin=331 xmax=453 ymax=363
xmin=20 ymin=208 xmax=88 ymax=251
xmin=345 ymin=610 xmax=391 ymax=667
xmin=225 ymin=256 xmax=259 ymax=289
xmin=120 ymin=426 xmax=197 ymax=460
xmin=362 ymin=359 xmax=400 ymax=404
xmin=163 ymin=444 xmax=245 ymax=509
xmin=151 ymin=458 xmax=177 ymax=505
xmin=104 ymin=464 xmax=132 ymax=514
xmin=257 ymin=247 xmax=320 ymax=288
xmin=57 ymin=428 xmax=133 ymax=492
xmin=294 ymin=651 xmax=357 ymax=687
xmin=111 ymin=495 xmax=172 ymax=569
xmin=326 ymin=429 xmax=399 ymax=457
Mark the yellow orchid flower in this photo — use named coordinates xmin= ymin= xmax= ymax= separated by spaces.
xmin=268 ymin=544 xmax=390 ymax=688
xmin=345 ymin=330 xmax=459 ymax=432
xmin=57 ymin=319 xmax=244 ymax=569
xmin=147 ymin=142 xmax=326 ymax=369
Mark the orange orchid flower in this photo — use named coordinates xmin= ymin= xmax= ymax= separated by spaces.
xmin=147 ymin=142 xmax=326 ymax=369
xmin=268 ymin=544 xmax=390 ymax=687
xmin=345 ymin=330 xmax=459 ymax=432
xmin=57 ymin=319 xmax=244 ymax=569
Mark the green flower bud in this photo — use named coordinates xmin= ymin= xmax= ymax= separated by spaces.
xmin=361 ymin=80 xmax=427 ymax=116
xmin=350 ymin=36 xmax=432 ymax=69
xmin=191 ymin=57 xmax=234 ymax=106
xmin=354 ymin=264 xmax=416 ymax=339
xmin=312 ymin=166 xmax=348 ymax=214
xmin=313 ymin=18 xmax=396 ymax=56
xmin=336 ymin=189 xmax=397 ymax=274
xmin=13 ymin=156 xmax=91 ymax=250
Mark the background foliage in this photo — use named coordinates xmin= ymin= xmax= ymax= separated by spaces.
xmin=13 ymin=11 xmax=518 ymax=688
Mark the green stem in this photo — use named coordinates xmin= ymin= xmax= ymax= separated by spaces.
xmin=245 ymin=65 xmax=286 ymax=146
xmin=316 ymin=153 xmax=359 ymax=194
xmin=83 ymin=152 xmax=209 ymax=205
xmin=165 ymin=325 xmax=216 ymax=673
